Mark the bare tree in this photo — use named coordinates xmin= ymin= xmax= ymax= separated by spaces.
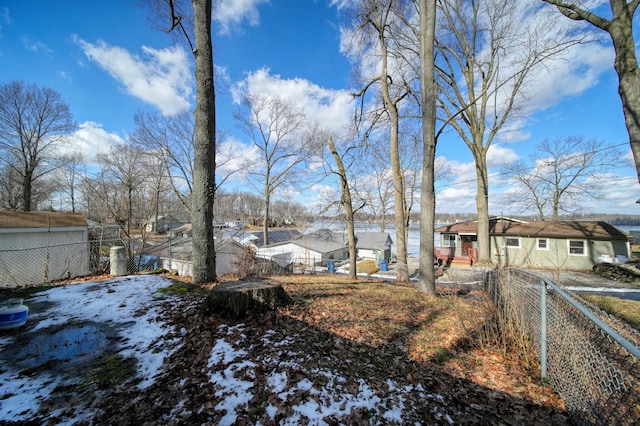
xmin=132 ymin=110 xmax=239 ymax=215
xmin=501 ymin=136 xmax=623 ymax=220
xmin=347 ymin=0 xmax=416 ymax=282
xmin=0 ymin=162 xmax=22 ymax=210
xmin=0 ymin=81 xmax=76 ymax=211
xmin=542 ymin=0 xmax=640 ymax=186
xmin=435 ymin=0 xmax=580 ymax=264
xmin=84 ymin=144 xmax=163 ymax=271
xmin=235 ymin=94 xmax=314 ymax=246
xmin=89 ymin=144 xmax=152 ymax=238
xmin=131 ymin=110 xmax=195 ymax=213
xmin=54 ymin=152 xmax=84 ymax=213
xmin=418 ymin=0 xmax=437 ymax=293
xmin=354 ymin=145 xmax=395 ymax=232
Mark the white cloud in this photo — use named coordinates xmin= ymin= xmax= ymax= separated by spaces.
xmin=2 ymin=7 xmax=11 ymax=25
xmin=70 ymin=121 xmax=125 ymax=165
xmin=328 ymin=0 xmax=351 ymax=9
xmin=495 ymin=118 xmax=532 ymax=143
xmin=214 ymin=0 xmax=269 ymax=35
xmin=489 ymin=4 xmax=614 ymax=119
xmin=22 ymin=38 xmax=52 ymax=54
xmin=74 ymin=37 xmax=192 ymax=116
xmin=487 ymin=143 xmax=519 ymax=169
xmin=523 ymin=42 xmax=613 ymax=113
xmin=232 ymin=68 xmax=354 ymax=134
xmin=217 ymin=137 xmax=260 ymax=181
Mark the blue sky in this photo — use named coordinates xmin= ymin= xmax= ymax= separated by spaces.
xmin=1 ymin=0 xmax=639 ymax=216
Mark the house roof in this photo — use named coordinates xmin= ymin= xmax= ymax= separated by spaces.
xmin=0 ymin=211 xmax=88 ymax=229
xmin=235 ymin=229 xmax=303 ymax=247
xmin=435 ymin=218 xmax=630 ymax=240
xmin=356 ymin=232 xmax=393 ymax=249
xmin=262 ymin=229 xmax=348 ymax=254
xmin=169 ymin=223 xmax=192 ymax=235
xmin=290 ymin=229 xmax=348 ymax=253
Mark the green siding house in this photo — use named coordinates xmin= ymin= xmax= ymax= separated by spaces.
xmin=435 ymin=217 xmax=631 ymax=270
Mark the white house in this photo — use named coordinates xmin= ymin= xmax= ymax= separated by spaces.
xmin=256 ymin=229 xmax=349 ymax=269
xmin=0 ymin=212 xmax=89 ymax=287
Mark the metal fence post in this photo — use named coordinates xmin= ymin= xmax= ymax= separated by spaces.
xmin=540 ymin=282 xmax=547 ymax=378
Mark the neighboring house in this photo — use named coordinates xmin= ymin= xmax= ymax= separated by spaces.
xmin=148 ymin=233 xmax=247 ymax=277
xmin=146 ymin=215 xmax=188 ymax=234
xmin=435 ymin=217 xmax=631 ymax=270
xmin=87 ymin=220 xmax=122 ymax=241
xmin=168 ymin=223 xmax=193 ymax=238
xmin=356 ymin=232 xmax=393 ymax=262
xmin=0 ymin=211 xmax=89 ymax=287
xmin=256 ymin=229 xmax=349 ymax=268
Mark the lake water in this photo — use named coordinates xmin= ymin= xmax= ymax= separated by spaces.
xmin=310 ymin=220 xmax=430 ymax=257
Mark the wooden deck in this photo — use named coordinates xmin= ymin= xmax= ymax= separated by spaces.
xmin=435 ymin=246 xmax=478 ymax=267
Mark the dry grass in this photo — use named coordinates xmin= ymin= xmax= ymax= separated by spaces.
xmin=273 ymin=275 xmax=483 ymax=357
xmin=581 ymin=295 xmax=640 ymax=331
xmin=270 ymin=274 xmax=564 ymax=409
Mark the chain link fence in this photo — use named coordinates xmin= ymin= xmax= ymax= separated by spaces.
xmin=0 ymin=236 xmax=325 ymax=288
xmin=0 ymin=237 xmax=169 ymax=287
xmin=486 ymin=268 xmax=640 ymax=425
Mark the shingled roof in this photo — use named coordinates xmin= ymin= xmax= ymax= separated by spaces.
xmin=356 ymin=232 xmax=393 ymax=249
xmin=436 ymin=218 xmax=630 ymax=240
xmin=0 ymin=212 xmax=88 ymax=229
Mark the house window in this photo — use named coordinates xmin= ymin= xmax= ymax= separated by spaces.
xmin=568 ymin=240 xmax=587 ymax=256
xmin=505 ymin=237 xmax=521 ymax=248
xmin=537 ymin=238 xmax=548 ymax=250
xmin=442 ymin=234 xmax=456 ymax=247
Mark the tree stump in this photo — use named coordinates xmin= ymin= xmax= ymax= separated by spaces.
xmin=202 ymin=278 xmax=293 ymax=318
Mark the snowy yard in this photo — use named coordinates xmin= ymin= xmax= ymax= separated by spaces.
xmin=0 ymin=275 xmax=568 ymax=424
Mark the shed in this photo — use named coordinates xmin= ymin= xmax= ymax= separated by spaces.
xmin=0 ymin=211 xmax=89 ymax=287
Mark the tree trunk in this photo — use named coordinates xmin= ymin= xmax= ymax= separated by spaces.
xmin=543 ymin=0 xmax=640 ymax=186
xmin=191 ymin=0 xmax=216 ymax=285
xmin=23 ymin=168 xmax=33 ymax=211
xmin=328 ymin=137 xmax=358 ymax=279
xmin=203 ymin=279 xmax=292 ymax=318
xmin=379 ymin=31 xmax=409 ymax=283
xmin=418 ymin=0 xmax=437 ymax=294
xmin=475 ymin=158 xmax=491 ymax=264
xmin=610 ymin=1 xmax=640 ymax=185
xmin=263 ymin=183 xmax=270 ymax=246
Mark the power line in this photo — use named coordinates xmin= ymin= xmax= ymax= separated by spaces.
xmin=435 ymin=141 xmax=633 ymax=190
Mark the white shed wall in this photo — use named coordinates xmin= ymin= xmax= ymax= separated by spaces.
xmin=0 ymin=227 xmax=89 ymax=287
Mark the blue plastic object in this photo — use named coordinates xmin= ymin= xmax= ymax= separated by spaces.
xmin=380 ymin=259 xmax=388 ymax=271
